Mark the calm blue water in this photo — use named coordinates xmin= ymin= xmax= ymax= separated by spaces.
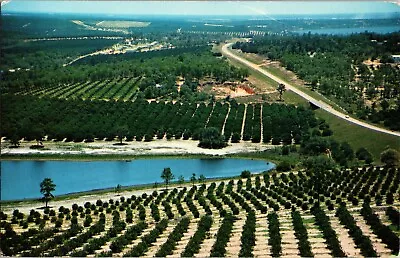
xmin=1 ymin=158 xmax=275 ymax=201
xmin=294 ymin=26 xmax=400 ymax=35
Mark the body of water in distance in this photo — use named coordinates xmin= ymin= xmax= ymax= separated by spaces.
xmin=293 ymin=26 xmax=399 ymax=35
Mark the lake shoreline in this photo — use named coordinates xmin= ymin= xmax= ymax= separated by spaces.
xmin=2 ymin=158 xmax=275 ymax=202
xmin=1 ymin=164 xmax=276 ymax=212
xmin=0 ymin=169 xmax=273 ymax=204
xmin=1 ymin=139 xmax=278 ymax=207
xmin=0 ymin=153 xmax=219 ymax=161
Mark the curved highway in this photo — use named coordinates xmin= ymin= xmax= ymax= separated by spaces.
xmin=222 ymin=43 xmax=400 ymax=137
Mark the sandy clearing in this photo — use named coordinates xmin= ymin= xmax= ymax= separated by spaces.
xmin=212 ymin=86 xmax=252 ymax=99
xmin=1 ymin=138 xmax=274 ymax=157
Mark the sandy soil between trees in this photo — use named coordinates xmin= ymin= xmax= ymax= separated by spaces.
xmin=1 ymin=188 xmax=156 ymax=215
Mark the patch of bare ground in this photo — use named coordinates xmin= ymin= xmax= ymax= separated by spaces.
xmin=302 ymin=215 xmax=331 ymax=256
xmin=363 ymin=58 xmax=383 ymax=69
xmin=253 ymin=214 xmax=270 ymax=257
xmin=225 ymin=214 xmax=246 ymax=257
xmin=329 ymin=214 xmax=361 ymax=257
xmin=279 ymin=213 xmax=301 ymax=257
xmin=167 ymin=218 xmax=200 ymax=257
xmin=142 ymin=221 xmax=176 ymax=257
xmin=1 ymin=138 xmax=274 ymax=157
xmin=198 ymin=79 xmax=256 ymax=100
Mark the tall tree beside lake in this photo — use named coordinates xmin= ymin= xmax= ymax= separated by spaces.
xmin=161 ymin=167 xmax=174 ymax=190
xmin=190 ymin=173 xmax=197 ymax=187
xmin=40 ymin=178 xmax=56 ymax=208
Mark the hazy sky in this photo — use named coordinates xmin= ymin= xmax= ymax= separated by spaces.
xmin=2 ymin=1 xmax=400 ymax=16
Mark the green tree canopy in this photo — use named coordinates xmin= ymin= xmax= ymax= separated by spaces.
xmin=276 ymin=161 xmax=292 ymax=172
xmin=178 ymin=175 xmax=185 ymax=184
xmin=190 ymin=173 xmax=197 ymax=187
xmin=198 ymin=174 xmax=206 ymax=183
xmin=9 ymin=134 xmax=20 ymax=148
xmin=303 ymin=155 xmax=337 ymax=173
xmin=116 ymin=124 xmax=129 ymax=145
xmin=198 ymin=127 xmax=227 ymax=149
xmin=380 ymin=148 xmax=399 ymax=167
xmin=161 ymin=167 xmax=175 ymax=190
xmin=277 ymin=83 xmax=286 ymax=101
xmin=40 ymin=178 xmax=56 ymax=208
xmin=356 ymin=147 xmax=373 ymax=164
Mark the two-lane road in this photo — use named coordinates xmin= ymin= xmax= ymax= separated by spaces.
xmin=222 ymin=43 xmax=400 ymax=138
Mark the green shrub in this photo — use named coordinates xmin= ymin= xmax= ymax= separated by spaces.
xmin=276 ymin=161 xmax=291 ymax=172
xmin=198 ymin=127 xmax=227 ymax=149
xmin=240 ymin=170 xmax=251 ymax=178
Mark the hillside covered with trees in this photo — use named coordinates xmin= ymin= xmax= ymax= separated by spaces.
xmin=233 ymin=32 xmax=400 ymax=130
xmin=2 ymin=46 xmax=249 ymax=102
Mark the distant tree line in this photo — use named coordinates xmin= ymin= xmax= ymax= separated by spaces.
xmin=1 ymin=38 xmax=121 ymax=71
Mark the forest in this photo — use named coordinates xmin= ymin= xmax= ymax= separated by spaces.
xmin=1 ymin=38 xmax=121 ymax=70
xmin=233 ymin=32 xmax=400 ymax=130
xmin=1 ymin=31 xmax=229 ymax=71
xmin=2 ymin=47 xmax=249 ymax=101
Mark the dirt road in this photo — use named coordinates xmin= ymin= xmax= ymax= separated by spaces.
xmin=222 ymin=43 xmax=400 ymax=138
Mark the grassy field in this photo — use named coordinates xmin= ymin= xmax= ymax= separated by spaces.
xmin=315 ymin=109 xmax=400 ymax=160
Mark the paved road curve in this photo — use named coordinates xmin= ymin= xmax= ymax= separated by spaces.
xmin=222 ymin=43 xmax=400 ymax=138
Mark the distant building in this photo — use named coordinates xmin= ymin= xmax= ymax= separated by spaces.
xmin=391 ymin=55 xmax=400 ymax=63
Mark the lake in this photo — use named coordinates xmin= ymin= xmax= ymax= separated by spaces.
xmin=294 ymin=25 xmax=400 ymax=35
xmin=1 ymin=158 xmax=275 ymax=201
